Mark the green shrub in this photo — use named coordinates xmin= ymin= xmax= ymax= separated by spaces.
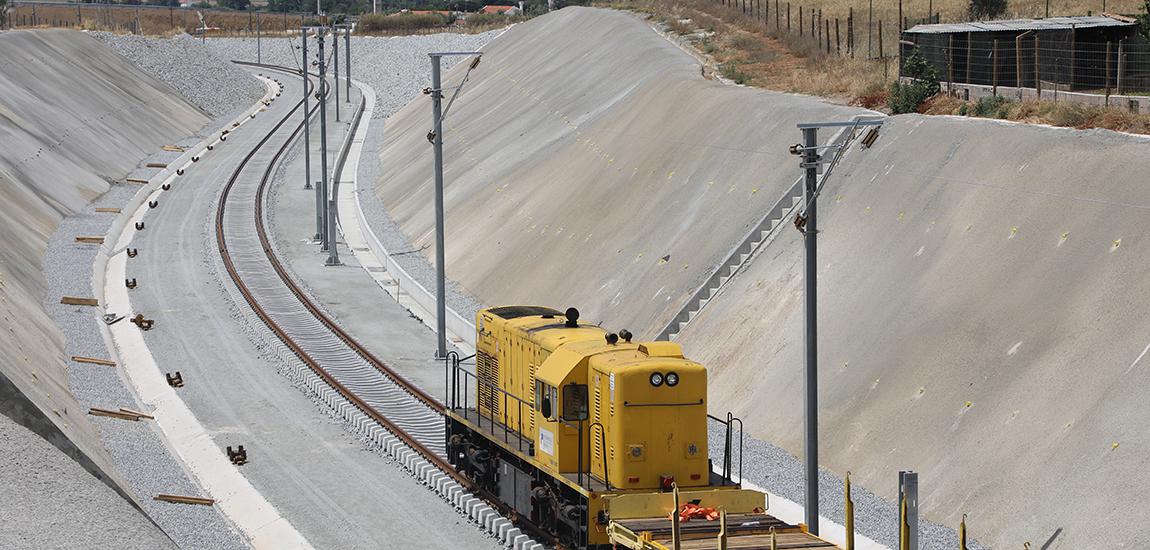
xmin=1137 ymin=0 xmax=1150 ymax=42
xmin=968 ymin=95 xmax=1008 ymax=117
xmin=888 ymin=49 xmax=940 ymax=114
xmin=720 ymin=62 xmax=750 ymax=84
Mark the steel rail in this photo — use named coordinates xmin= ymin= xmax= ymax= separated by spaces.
xmin=213 ymin=64 xmax=554 ymax=547
xmin=232 ymin=63 xmax=446 ymax=416
xmin=216 ymin=66 xmax=447 ymax=454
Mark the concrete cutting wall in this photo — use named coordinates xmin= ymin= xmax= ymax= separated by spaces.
xmin=678 ymin=116 xmax=1150 ymax=548
xmin=374 ymin=7 xmax=858 ymax=337
xmin=373 ymin=7 xmax=1149 ymax=548
xmin=0 ymin=28 xmax=206 ymax=543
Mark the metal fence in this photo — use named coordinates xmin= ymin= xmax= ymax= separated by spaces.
xmin=902 ymin=35 xmax=1150 ymax=97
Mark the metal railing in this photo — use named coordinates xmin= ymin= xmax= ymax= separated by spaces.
xmin=445 ymin=354 xmax=612 ymax=493
xmin=708 ymin=412 xmax=744 ymax=487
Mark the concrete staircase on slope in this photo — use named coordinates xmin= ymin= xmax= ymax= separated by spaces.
xmin=656 ymin=118 xmax=881 ymax=341
xmin=655 ymin=177 xmax=804 ymax=341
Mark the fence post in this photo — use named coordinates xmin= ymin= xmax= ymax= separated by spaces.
xmin=992 ymin=39 xmax=998 ymax=97
xmin=786 ymin=3 xmax=790 ymax=31
xmin=776 ymin=0 xmax=780 ymax=29
xmin=878 ymin=19 xmax=883 ymax=58
xmin=1034 ymin=35 xmax=1041 ymax=99
xmin=1117 ymin=40 xmax=1125 ymax=96
xmin=799 ymin=5 xmax=802 ymax=36
xmin=848 ymin=7 xmax=853 ymax=57
xmin=1105 ymin=41 xmax=1111 ymax=106
xmin=817 ymin=9 xmax=822 ymax=48
xmin=826 ymin=19 xmax=831 ymax=55
xmin=948 ymin=34 xmax=954 ymax=95
xmin=964 ymin=32 xmax=971 ymax=85
xmin=1015 ymin=34 xmax=1024 ymax=99
xmin=898 ymin=0 xmax=903 ymax=31
xmin=1069 ymin=24 xmax=1076 ymax=91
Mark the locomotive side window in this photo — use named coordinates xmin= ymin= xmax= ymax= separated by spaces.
xmin=540 ymin=384 xmax=558 ymax=420
xmin=562 ymin=383 xmax=589 ymax=422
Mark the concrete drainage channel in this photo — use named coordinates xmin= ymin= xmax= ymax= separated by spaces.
xmin=214 ymin=63 xmax=545 ymax=550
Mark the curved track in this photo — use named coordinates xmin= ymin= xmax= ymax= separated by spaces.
xmin=211 ymin=63 xmax=551 ymax=546
xmin=216 ymin=64 xmax=448 ymax=457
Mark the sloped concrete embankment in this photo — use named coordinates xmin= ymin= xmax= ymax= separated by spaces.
xmin=679 ymin=116 xmax=1150 ymax=549
xmin=368 ymin=6 xmax=1150 ymax=549
xmin=0 ymin=29 xmax=205 ymax=547
xmin=373 ymin=7 xmax=858 ymax=337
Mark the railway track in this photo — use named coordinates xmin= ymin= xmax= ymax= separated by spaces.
xmin=211 ymin=63 xmax=550 ymax=548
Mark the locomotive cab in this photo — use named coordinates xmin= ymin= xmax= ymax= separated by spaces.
xmin=535 ymin=339 xmax=710 ymax=492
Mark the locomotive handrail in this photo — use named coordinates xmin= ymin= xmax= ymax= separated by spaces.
xmin=446 ymin=358 xmax=534 ymax=453
xmin=707 ymin=412 xmax=745 ymax=487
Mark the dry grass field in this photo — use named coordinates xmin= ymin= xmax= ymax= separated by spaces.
xmin=8 ymin=4 xmax=316 ymax=35
xmin=605 ymin=0 xmax=1150 ymax=133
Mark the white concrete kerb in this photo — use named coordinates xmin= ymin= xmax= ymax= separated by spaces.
xmin=93 ymin=74 xmax=312 ymax=550
xmin=336 ymin=79 xmax=477 ymax=356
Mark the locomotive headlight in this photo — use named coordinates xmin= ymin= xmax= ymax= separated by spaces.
xmin=649 ymin=372 xmax=664 ymax=386
xmin=665 ymin=372 xmax=679 ymax=387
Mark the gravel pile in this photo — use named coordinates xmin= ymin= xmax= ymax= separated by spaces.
xmin=41 ymin=140 xmax=247 ymax=549
xmin=0 ymin=415 xmax=175 ymax=549
xmin=203 ymin=31 xmax=502 ymax=119
xmin=89 ymin=31 xmax=264 ymax=119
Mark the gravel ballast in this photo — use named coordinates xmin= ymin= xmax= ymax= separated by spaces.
xmin=203 ymin=31 xmax=503 ymax=119
xmin=90 ymin=31 xmax=264 ymax=118
xmin=204 ymin=31 xmax=499 ymax=319
xmin=41 ymin=142 xmax=247 ymax=549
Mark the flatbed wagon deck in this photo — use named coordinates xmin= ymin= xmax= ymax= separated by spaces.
xmin=609 ymin=512 xmax=838 ymax=550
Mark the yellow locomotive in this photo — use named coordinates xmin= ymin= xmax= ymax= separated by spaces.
xmin=444 ymin=306 xmax=771 ymax=548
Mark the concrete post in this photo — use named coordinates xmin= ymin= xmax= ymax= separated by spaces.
xmin=303 ymin=30 xmax=321 ymax=244
xmin=257 ymin=13 xmax=261 ymax=64
xmin=318 ymin=29 xmax=330 ymax=252
xmin=430 ymin=54 xmax=447 ymax=359
xmin=324 ymin=27 xmax=341 ymax=268
xmin=333 ymin=26 xmax=340 ymax=122
xmin=345 ymin=24 xmax=352 ymax=102
xmin=801 ymin=126 xmax=819 ymax=535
